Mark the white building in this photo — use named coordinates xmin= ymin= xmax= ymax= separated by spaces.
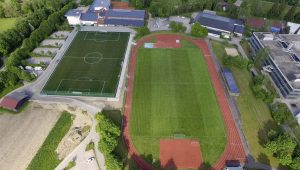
xmin=287 ymin=22 xmax=300 ymax=35
xmin=65 ymin=0 xmax=145 ymax=27
xmin=65 ymin=9 xmax=82 ymax=25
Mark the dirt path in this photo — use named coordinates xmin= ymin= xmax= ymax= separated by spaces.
xmin=0 ymin=102 xmax=61 ymax=170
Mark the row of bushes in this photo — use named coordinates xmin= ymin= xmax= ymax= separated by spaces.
xmin=0 ymin=0 xmax=72 ymax=57
xmin=96 ymin=113 xmax=122 ymax=170
xmin=27 ymin=111 xmax=73 ymax=170
xmin=264 ymin=127 xmax=300 ymax=169
xmin=222 ymin=55 xmax=250 ymax=70
xmin=250 ymin=75 xmax=275 ymax=104
xmin=169 ymin=21 xmax=187 ymax=33
xmin=0 ymin=1 xmax=76 ymax=94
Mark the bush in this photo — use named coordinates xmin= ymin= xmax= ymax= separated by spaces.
xmin=135 ymin=26 xmax=150 ymax=39
xmin=96 ymin=113 xmax=122 ymax=170
xmin=191 ymin=22 xmax=208 ymax=38
xmin=222 ymin=55 xmax=248 ymax=69
xmin=86 ymin=142 xmax=94 ymax=151
xmin=270 ymin=103 xmax=291 ymax=125
xmin=169 ymin=21 xmax=187 ymax=33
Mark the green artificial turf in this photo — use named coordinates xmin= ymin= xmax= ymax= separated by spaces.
xmin=42 ymin=31 xmax=130 ymax=97
xmin=130 ymin=41 xmax=226 ymax=168
xmin=0 ymin=18 xmax=17 ymax=33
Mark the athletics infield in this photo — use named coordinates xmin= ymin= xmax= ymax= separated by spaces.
xmin=123 ymin=34 xmax=246 ymax=169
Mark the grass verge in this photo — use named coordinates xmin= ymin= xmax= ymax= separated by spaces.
xmin=0 ymin=18 xmax=17 ymax=33
xmin=210 ymin=40 xmax=281 ymax=167
xmin=27 ymin=111 xmax=73 ymax=170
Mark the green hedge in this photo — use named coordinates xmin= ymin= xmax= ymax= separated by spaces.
xmin=96 ymin=113 xmax=122 ymax=170
xmin=27 ymin=111 xmax=73 ymax=170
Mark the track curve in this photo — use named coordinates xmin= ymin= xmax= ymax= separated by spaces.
xmin=122 ymin=34 xmax=246 ymax=170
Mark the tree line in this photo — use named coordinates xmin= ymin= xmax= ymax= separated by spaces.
xmin=130 ymin=0 xmax=300 ymax=24
xmin=227 ymin=0 xmax=300 ymax=23
xmin=130 ymin=0 xmax=219 ymax=17
xmin=0 ymin=0 xmax=76 ymax=93
xmin=96 ymin=113 xmax=122 ymax=170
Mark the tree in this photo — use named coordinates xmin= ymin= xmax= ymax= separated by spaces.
xmin=169 ymin=21 xmax=186 ymax=33
xmin=291 ymin=156 xmax=300 ymax=170
xmin=191 ymin=22 xmax=208 ymax=38
xmin=254 ymin=48 xmax=269 ymax=68
xmin=270 ymin=103 xmax=290 ymax=124
xmin=237 ymin=1 xmax=250 ymax=19
xmin=267 ymin=2 xmax=281 ymax=19
xmin=265 ymin=132 xmax=297 ymax=166
xmin=227 ymin=4 xmax=238 ymax=19
xmin=136 ymin=26 xmax=150 ymax=39
xmin=284 ymin=6 xmax=297 ymax=22
xmin=249 ymin=0 xmax=263 ymax=17
xmin=0 ymin=5 xmax=5 ymax=18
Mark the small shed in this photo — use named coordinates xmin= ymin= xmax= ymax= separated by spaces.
xmin=222 ymin=68 xmax=240 ymax=96
xmin=0 ymin=92 xmax=29 ymax=112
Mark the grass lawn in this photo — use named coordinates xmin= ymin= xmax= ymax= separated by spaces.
xmin=27 ymin=111 xmax=73 ymax=170
xmin=42 ymin=31 xmax=130 ymax=97
xmin=0 ymin=18 xmax=17 ymax=33
xmin=130 ymin=40 xmax=226 ymax=168
xmin=210 ymin=40 xmax=281 ymax=167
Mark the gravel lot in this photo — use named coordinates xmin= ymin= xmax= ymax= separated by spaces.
xmin=0 ymin=102 xmax=61 ymax=170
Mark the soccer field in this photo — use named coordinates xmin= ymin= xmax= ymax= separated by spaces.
xmin=130 ymin=41 xmax=227 ymax=167
xmin=42 ymin=31 xmax=130 ymax=97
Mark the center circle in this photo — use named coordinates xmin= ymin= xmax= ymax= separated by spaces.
xmin=84 ymin=52 xmax=103 ymax=64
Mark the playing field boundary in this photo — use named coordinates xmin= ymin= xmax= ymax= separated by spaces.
xmin=123 ymin=34 xmax=246 ymax=170
xmin=41 ymin=31 xmax=133 ymax=100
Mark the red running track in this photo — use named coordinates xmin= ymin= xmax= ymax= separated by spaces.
xmin=122 ymin=34 xmax=246 ymax=170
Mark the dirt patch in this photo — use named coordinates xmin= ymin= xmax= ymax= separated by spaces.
xmin=153 ymin=35 xmax=181 ymax=48
xmin=56 ymin=107 xmax=92 ymax=160
xmin=160 ymin=139 xmax=203 ymax=169
xmin=0 ymin=102 xmax=61 ymax=170
xmin=111 ymin=1 xmax=133 ymax=9
xmin=225 ymin=47 xmax=239 ymax=57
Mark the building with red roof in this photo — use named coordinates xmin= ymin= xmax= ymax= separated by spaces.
xmin=0 ymin=92 xmax=29 ymax=112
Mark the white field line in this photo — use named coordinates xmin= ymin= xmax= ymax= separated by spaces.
xmin=100 ymin=81 xmax=106 ymax=94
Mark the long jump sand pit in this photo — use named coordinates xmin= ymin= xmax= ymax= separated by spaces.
xmin=160 ymin=139 xmax=203 ymax=169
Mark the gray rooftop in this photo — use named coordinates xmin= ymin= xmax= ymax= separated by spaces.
xmin=254 ymin=32 xmax=300 ymax=89
xmin=195 ymin=12 xmax=244 ymax=34
xmin=89 ymin=0 xmax=110 ymax=11
xmin=106 ymin=9 xmax=145 ymax=20
xmin=8 ymin=91 xmax=28 ymax=101
xmin=65 ymin=9 xmax=82 ymax=17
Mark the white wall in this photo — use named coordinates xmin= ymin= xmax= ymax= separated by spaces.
xmin=81 ymin=20 xmax=97 ymax=25
xmin=67 ymin=16 xmax=81 ymax=25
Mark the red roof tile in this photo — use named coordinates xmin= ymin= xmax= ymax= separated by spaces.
xmin=0 ymin=97 xmax=19 ymax=110
xmin=247 ymin=18 xmax=265 ymax=29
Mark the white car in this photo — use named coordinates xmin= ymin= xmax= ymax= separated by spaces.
xmin=87 ymin=157 xmax=95 ymax=163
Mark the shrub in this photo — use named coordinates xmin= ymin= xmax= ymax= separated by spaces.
xmin=191 ymin=22 xmax=208 ymax=38
xmin=95 ymin=113 xmax=122 ymax=170
xmin=169 ymin=21 xmax=186 ymax=33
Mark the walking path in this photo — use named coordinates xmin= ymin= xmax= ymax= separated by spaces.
xmin=123 ymin=34 xmax=246 ymax=170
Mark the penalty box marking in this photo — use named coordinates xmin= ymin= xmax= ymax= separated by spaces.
xmin=84 ymin=32 xmax=121 ymax=42
xmin=55 ymin=79 xmax=106 ymax=94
